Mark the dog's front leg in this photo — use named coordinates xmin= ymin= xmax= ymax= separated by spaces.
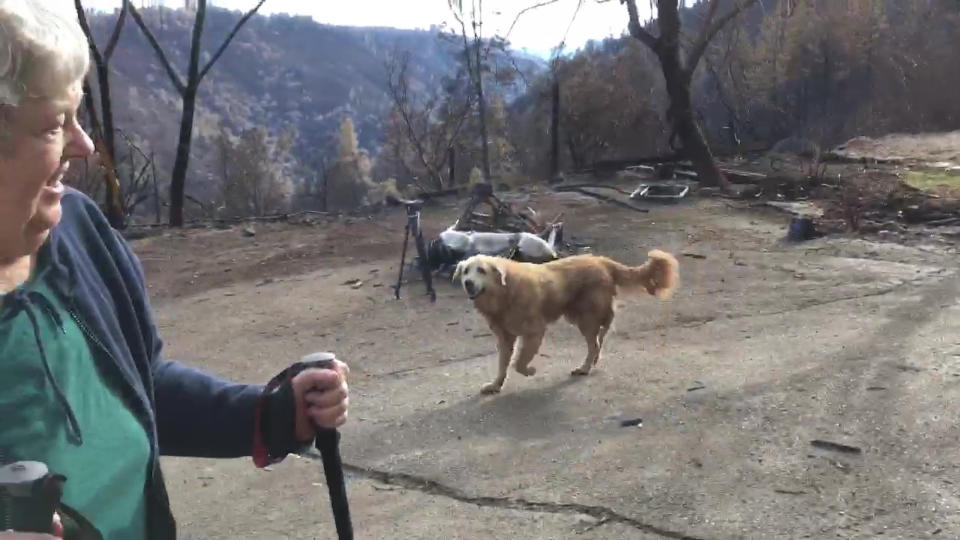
xmin=482 ymin=327 xmax=516 ymax=394
xmin=514 ymin=331 xmax=545 ymax=376
xmin=572 ymin=322 xmax=602 ymax=376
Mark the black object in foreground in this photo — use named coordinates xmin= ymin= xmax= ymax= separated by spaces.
xmin=0 ymin=460 xmax=102 ymax=539
xmin=0 ymin=461 xmax=64 ymax=534
xmin=810 ymin=439 xmax=862 ymax=454
xmin=301 ymin=352 xmax=353 ymax=540
xmin=315 ymin=428 xmax=352 ymax=540
xmin=787 ymin=216 xmax=822 ymax=241
xmin=391 ymin=198 xmax=437 ymax=302
xmin=263 ymin=353 xmax=353 ymax=540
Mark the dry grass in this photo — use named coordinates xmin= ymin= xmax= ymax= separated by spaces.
xmin=830 ymin=131 xmax=960 ymax=164
xmin=904 ymin=170 xmax=960 ymax=196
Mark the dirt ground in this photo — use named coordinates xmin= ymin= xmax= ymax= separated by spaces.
xmin=133 ymin=184 xmax=960 ymax=539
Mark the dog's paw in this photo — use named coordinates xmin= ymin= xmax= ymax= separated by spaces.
xmin=570 ymin=367 xmax=591 ymax=376
xmin=516 ymin=366 xmax=536 ymax=376
xmin=481 ymin=382 xmax=502 ymax=394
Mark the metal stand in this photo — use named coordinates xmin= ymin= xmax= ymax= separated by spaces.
xmin=393 ymin=200 xmax=436 ymax=302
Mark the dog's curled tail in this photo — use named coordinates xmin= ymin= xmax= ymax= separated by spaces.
xmin=607 ymin=249 xmax=679 ymax=299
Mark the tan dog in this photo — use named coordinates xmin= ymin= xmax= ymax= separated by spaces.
xmin=452 ymin=250 xmax=678 ymax=394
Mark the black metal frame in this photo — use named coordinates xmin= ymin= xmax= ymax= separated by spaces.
xmin=393 ymin=199 xmax=436 ymax=302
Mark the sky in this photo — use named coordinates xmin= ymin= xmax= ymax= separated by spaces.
xmin=78 ymin=0 xmax=645 ymax=58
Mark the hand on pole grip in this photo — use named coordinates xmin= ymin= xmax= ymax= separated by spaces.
xmin=298 ymin=352 xmax=345 ymax=439
xmin=298 ymin=353 xmax=353 ymax=540
xmin=257 ymin=352 xmax=347 ymax=463
xmin=256 ymin=352 xmax=352 ymax=539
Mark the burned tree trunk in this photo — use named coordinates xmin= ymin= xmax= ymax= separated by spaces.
xmin=168 ymin=87 xmax=198 ymax=228
xmin=79 ymin=79 xmax=124 ymax=228
xmin=658 ymin=36 xmax=727 ymax=190
xmin=448 ymin=146 xmax=456 ymax=185
xmin=449 ymin=0 xmax=492 ymax=182
xmin=550 ymin=78 xmax=560 ymax=179
xmin=74 ymin=0 xmax=128 ymax=227
xmin=623 ymin=0 xmax=758 ymax=191
xmin=130 ymin=0 xmax=265 ymax=226
xmin=473 ymin=37 xmax=492 ymax=181
xmin=95 ymin=54 xmax=117 ymax=173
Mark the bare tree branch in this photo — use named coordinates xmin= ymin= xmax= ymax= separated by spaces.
xmin=385 ymin=43 xmax=476 ymax=190
xmin=540 ymin=0 xmax=586 ymax=63
xmin=449 ymin=0 xmax=492 ymax=179
xmin=198 ymin=0 xmax=267 ymax=82
xmin=504 ymin=0 xmax=562 ymax=41
xmin=450 ymin=2 xmax=476 ymax=79
xmin=386 ymin=53 xmax=438 ymax=186
xmin=186 ymin=1 xmax=205 ymax=87
xmin=622 ymin=0 xmax=658 ymax=51
xmin=431 ymin=66 xmax=475 ymax=153
xmin=75 ymin=0 xmax=128 ymax=225
xmin=104 ymin=0 xmax=129 ymax=61
xmin=73 ymin=1 xmax=104 ymax=67
xmin=558 ymin=1 xmax=585 ymax=53
xmin=115 ymin=128 xmax=156 ymax=216
xmin=685 ymin=0 xmax=759 ymax=78
xmin=501 ymin=49 xmax=532 ymax=87
xmin=702 ymin=0 xmax=721 ymax=30
xmin=128 ymin=3 xmax=186 ymax=95
xmin=129 ymin=0 xmax=265 ymax=225
xmin=116 ymin=128 xmax=151 ymax=166
xmin=430 ymin=88 xmax=474 ymax=174
xmin=448 ymin=0 xmax=466 ymax=30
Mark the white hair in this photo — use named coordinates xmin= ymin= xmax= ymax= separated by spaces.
xmin=0 ymin=0 xmax=89 ymax=107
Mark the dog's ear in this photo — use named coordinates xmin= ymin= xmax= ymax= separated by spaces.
xmin=452 ymin=260 xmax=465 ymax=282
xmin=491 ymin=258 xmax=508 ymax=287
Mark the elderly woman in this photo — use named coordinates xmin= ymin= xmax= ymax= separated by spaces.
xmin=0 ymin=2 xmax=349 ymax=538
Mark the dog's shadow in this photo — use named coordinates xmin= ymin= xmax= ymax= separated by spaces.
xmin=412 ymin=375 xmax=584 ymax=442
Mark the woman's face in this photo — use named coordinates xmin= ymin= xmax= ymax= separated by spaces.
xmin=0 ymin=80 xmax=93 ymax=263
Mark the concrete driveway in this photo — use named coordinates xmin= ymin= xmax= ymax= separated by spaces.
xmin=146 ymin=195 xmax=960 ymax=539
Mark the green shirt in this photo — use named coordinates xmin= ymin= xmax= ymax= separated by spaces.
xmin=0 ymin=257 xmax=150 ymax=539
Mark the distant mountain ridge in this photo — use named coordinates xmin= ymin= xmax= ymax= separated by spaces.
xmin=85 ymin=6 xmax=546 ymax=202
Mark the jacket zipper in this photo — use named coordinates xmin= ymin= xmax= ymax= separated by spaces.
xmin=66 ymin=306 xmax=111 ymax=364
xmin=65 ymin=306 xmax=158 ymax=424
xmin=65 ymin=305 xmax=152 ymax=428
xmin=67 ymin=305 xmax=164 ymax=539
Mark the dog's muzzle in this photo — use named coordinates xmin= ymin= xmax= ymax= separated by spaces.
xmin=464 ymin=280 xmax=481 ymax=299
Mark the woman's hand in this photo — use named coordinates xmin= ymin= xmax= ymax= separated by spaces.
xmin=290 ymin=359 xmax=350 ymax=442
xmin=0 ymin=512 xmax=63 ymax=539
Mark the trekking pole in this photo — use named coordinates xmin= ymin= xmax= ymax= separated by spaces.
xmin=300 ymin=352 xmax=353 ymax=540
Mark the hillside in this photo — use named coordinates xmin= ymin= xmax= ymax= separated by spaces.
xmin=84 ymin=6 xmax=545 ymax=206
xmin=505 ymin=0 xmax=960 ymax=179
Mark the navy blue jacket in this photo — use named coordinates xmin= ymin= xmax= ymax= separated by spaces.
xmin=45 ymin=188 xmax=293 ymax=538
